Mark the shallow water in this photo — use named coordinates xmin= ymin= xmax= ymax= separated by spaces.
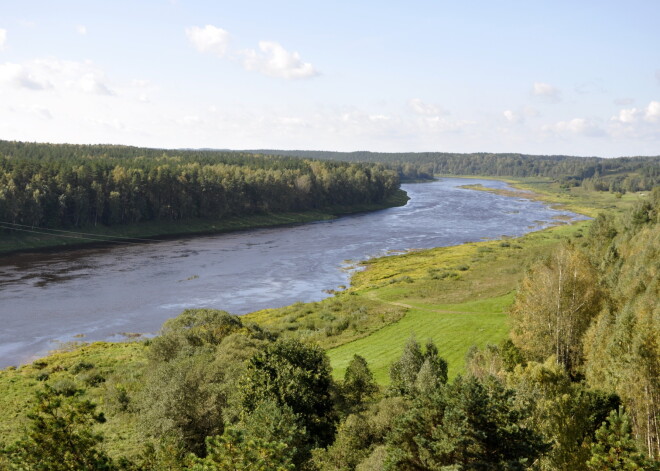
xmin=0 ymin=178 xmax=586 ymax=367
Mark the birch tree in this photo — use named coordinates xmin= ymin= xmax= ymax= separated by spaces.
xmin=510 ymin=244 xmax=602 ymax=374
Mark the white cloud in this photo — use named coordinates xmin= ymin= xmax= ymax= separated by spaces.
xmin=544 ymin=118 xmax=605 ymax=137
xmin=416 ymin=115 xmax=475 ymax=133
xmin=186 ymin=25 xmax=318 ymax=80
xmin=76 ymin=25 xmax=87 ymax=35
xmin=611 ymin=101 xmax=660 ymax=124
xmin=79 ymin=72 xmax=114 ymax=95
xmin=0 ymin=62 xmax=52 ymax=89
xmin=409 ymin=98 xmax=443 ymax=116
xmin=503 ymin=110 xmax=520 ymax=123
xmin=532 ymin=82 xmax=561 ymax=103
xmin=186 ymin=25 xmax=230 ymax=57
xmin=503 ymin=107 xmax=539 ymax=124
xmin=608 ymin=101 xmax=660 ymax=142
xmin=0 ymin=58 xmax=116 ymax=95
xmin=615 ymin=107 xmax=640 ymax=123
xmin=369 ymin=114 xmax=390 ymax=122
xmin=645 ymin=101 xmax=660 ymax=122
xmin=0 ymin=29 xmax=6 ymax=50
xmin=241 ymin=41 xmax=318 ymax=79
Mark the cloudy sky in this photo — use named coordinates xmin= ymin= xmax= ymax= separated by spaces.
xmin=0 ymin=1 xmax=658 ymax=157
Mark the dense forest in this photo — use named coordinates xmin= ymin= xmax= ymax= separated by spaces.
xmin=1 ymin=188 xmax=657 ymax=470
xmin=0 ymin=140 xmax=399 ymax=231
xmin=251 ymin=149 xmax=660 ymax=192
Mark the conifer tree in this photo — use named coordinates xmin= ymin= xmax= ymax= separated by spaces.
xmin=587 ymin=408 xmax=656 ymax=470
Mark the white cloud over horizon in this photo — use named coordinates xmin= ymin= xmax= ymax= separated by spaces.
xmin=186 ymin=24 xmax=318 ymax=80
xmin=0 ymin=58 xmax=115 ymax=95
xmin=543 ymin=118 xmax=605 ymax=137
xmin=409 ymin=98 xmax=444 ymax=116
xmin=611 ymin=101 xmax=660 ymax=124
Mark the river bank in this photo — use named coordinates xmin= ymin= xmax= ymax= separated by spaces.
xmin=0 ymin=189 xmax=410 ymax=256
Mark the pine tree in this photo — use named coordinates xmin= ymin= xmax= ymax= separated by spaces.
xmin=2 ymin=383 xmax=116 ymax=470
xmin=587 ymin=408 xmax=657 ymax=470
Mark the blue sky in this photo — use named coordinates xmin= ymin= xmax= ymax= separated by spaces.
xmin=0 ymin=0 xmax=658 ymax=156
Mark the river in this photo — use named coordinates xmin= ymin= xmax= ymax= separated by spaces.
xmin=0 ymin=178 xmax=586 ymax=368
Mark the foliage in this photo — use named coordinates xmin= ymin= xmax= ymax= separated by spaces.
xmin=238 ymin=339 xmax=338 ymax=464
xmin=388 ymin=336 xmax=448 ymax=396
xmin=254 ymin=148 xmax=660 ymax=192
xmin=188 ymin=401 xmax=302 ymax=471
xmin=1 ymin=383 xmax=117 ymax=470
xmin=138 ymin=310 xmax=268 ymax=456
xmin=583 ymin=187 xmax=660 ymax=459
xmin=312 ymin=397 xmax=408 ymax=471
xmin=587 ymin=408 xmax=656 ymax=470
xmin=510 ymin=243 xmax=602 ymax=374
xmin=187 ymin=429 xmax=294 ymax=471
xmin=385 ymin=376 xmax=548 ymax=470
xmin=341 ymin=355 xmax=379 ymax=411
xmin=0 ymin=140 xmax=399 ymax=232
xmin=507 ymin=359 xmax=620 ymax=471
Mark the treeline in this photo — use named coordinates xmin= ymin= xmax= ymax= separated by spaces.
xmin=251 ymin=149 xmax=660 ymax=192
xmin=0 ymin=140 xmax=399 ymax=230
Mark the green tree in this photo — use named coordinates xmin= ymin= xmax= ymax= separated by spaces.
xmin=139 ymin=310 xmax=268 ymax=456
xmin=239 ymin=339 xmax=338 ymax=465
xmin=188 ymin=428 xmax=293 ymax=471
xmin=312 ymin=397 xmax=408 ymax=471
xmin=587 ymin=408 xmax=656 ymax=470
xmin=507 ymin=358 xmax=620 ymax=471
xmin=385 ymin=376 xmax=547 ymax=470
xmin=2 ymin=383 xmax=115 ymax=470
xmin=510 ymin=244 xmax=602 ymax=374
xmin=342 ymin=355 xmax=379 ymax=410
xmin=389 ymin=336 xmax=447 ymax=397
xmin=189 ymin=401 xmax=301 ymax=471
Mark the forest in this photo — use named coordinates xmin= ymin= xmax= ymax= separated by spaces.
xmin=253 ymin=149 xmax=660 ymax=193
xmin=0 ymin=169 xmax=658 ymax=469
xmin=0 ymin=140 xmax=399 ymax=231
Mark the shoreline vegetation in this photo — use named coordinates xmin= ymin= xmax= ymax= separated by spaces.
xmin=1 ymin=171 xmax=657 ymax=466
xmin=0 ymin=189 xmax=409 ymax=256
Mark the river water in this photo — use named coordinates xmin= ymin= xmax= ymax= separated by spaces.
xmin=0 ymin=178 xmax=586 ymax=368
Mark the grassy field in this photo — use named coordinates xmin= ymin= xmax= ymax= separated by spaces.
xmin=326 ymin=218 xmax=589 ymax=383
xmin=0 ymin=190 xmax=409 ymax=255
xmin=0 ymin=341 xmax=148 ymax=455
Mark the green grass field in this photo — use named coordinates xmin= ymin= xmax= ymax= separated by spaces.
xmin=328 ymin=294 xmax=512 ymax=383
